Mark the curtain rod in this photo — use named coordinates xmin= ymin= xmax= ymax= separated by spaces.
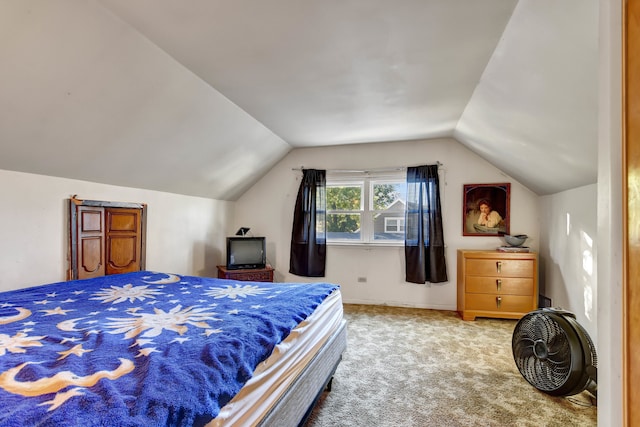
xmin=291 ymin=162 xmax=442 ymax=173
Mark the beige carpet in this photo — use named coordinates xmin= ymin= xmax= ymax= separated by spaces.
xmin=306 ymin=304 xmax=597 ymax=427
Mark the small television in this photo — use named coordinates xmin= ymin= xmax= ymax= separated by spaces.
xmin=226 ymin=236 xmax=266 ymax=270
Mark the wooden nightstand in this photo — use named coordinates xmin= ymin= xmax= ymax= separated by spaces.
xmin=217 ymin=265 xmax=275 ymax=282
xmin=457 ymin=250 xmax=538 ymax=321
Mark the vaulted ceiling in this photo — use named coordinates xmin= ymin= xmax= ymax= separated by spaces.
xmin=0 ymin=0 xmax=598 ymax=199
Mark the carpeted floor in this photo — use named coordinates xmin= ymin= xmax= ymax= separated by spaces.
xmin=306 ymin=304 xmax=597 ymax=427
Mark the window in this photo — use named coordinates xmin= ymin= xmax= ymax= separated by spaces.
xmin=384 ymin=217 xmax=405 ymax=233
xmin=326 ymin=172 xmax=406 ymax=244
xmin=326 ymin=181 xmax=363 ymax=241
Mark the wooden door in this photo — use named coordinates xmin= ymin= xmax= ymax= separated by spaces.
xmin=69 ymin=197 xmax=146 ymax=280
xmin=75 ymin=205 xmax=105 ymax=280
xmin=105 ymin=208 xmax=142 ymax=275
xmin=624 ymin=1 xmax=640 ymax=424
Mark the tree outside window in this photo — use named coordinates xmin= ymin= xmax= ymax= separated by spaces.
xmin=327 ymin=183 xmax=362 ymax=241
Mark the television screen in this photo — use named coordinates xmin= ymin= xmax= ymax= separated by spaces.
xmin=226 ymin=237 xmax=266 ymax=270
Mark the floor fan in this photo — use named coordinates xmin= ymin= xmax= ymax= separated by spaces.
xmin=512 ymin=308 xmax=597 ymax=398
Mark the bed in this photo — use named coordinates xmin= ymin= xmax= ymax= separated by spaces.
xmin=0 ymin=271 xmax=346 ymax=426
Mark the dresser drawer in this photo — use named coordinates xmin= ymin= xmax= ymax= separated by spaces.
xmin=465 ymin=276 xmax=534 ymax=296
xmin=236 ymin=270 xmax=273 ymax=282
xmin=465 ymin=294 xmax=535 ymax=313
xmin=217 ymin=265 xmax=274 ymax=282
xmin=465 ymin=259 xmax=534 ymax=278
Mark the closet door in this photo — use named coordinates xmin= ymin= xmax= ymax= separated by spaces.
xmin=105 ymin=208 xmax=142 ymax=275
xmin=75 ymin=205 xmax=105 ymax=280
xmin=69 ymin=198 xmax=146 ymax=280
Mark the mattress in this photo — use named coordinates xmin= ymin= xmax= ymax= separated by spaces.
xmin=208 ymin=288 xmax=344 ymax=426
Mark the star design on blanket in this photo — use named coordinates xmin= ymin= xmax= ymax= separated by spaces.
xmin=204 ymin=284 xmax=268 ymax=299
xmin=39 ymin=387 xmax=85 ymax=411
xmin=40 ymin=307 xmax=74 ymax=316
xmin=57 ymin=344 xmax=93 ymax=360
xmin=105 ymin=305 xmax=221 ymax=338
xmin=136 ymin=347 xmax=159 ymax=357
xmin=130 ymin=338 xmax=154 ymax=348
xmin=91 ymin=284 xmax=165 ymax=304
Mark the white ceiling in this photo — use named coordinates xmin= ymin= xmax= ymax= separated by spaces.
xmin=0 ymin=0 xmax=598 ymax=199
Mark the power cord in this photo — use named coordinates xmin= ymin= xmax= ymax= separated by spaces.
xmin=566 ymin=394 xmax=597 ymax=408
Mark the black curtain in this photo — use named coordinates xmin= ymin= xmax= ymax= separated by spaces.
xmin=405 ymin=165 xmax=448 ymax=284
xmin=290 ymin=169 xmax=327 ymax=277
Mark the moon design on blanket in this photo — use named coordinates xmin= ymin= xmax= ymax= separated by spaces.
xmin=57 ymin=318 xmax=87 ymax=332
xmin=142 ymin=274 xmax=180 ymax=284
xmin=0 ymin=358 xmax=134 ymax=397
xmin=0 ymin=308 xmax=31 ymax=325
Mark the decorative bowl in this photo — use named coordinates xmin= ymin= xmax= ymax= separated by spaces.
xmin=504 ymin=234 xmax=528 ymax=247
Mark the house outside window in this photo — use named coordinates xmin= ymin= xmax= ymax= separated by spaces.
xmin=326 ymin=171 xmax=406 ymax=245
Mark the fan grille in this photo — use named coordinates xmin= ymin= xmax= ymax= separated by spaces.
xmin=512 ymin=311 xmax=573 ymax=392
xmin=571 ymin=317 xmax=598 ymax=370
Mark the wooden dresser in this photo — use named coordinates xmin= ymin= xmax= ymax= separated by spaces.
xmin=457 ymin=250 xmax=538 ymax=321
xmin=217 ymin=265 xmax=274 ymax=282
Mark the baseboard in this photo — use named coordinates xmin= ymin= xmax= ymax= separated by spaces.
xmin=341 ymin=298 xmax=456 ymax=311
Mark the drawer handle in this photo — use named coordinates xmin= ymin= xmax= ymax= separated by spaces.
xmin=496 ymin=296 xmax=502 ymax=308
xmin=496 ymin=261 xmax=502 ymax=273
xmin=496 ymin=279 xmax=502 ymax=291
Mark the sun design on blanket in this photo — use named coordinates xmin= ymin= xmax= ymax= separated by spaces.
xmin=105 ymin=305 xmax=221 ymax=339
xmin=90 ymin=284 xmax=165 ymax=304
xmin=204 ymin=284 xmax=269 ymax=299
xmin=0 ymin=332 xmax=45 ymax=356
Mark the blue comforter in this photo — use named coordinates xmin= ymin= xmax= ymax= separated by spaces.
xmin=0 ymin=271 xmax=338 ymax=426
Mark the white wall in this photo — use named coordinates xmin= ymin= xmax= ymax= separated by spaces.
xmin=233 ymin=138 xmax=541 ymax=309
xmin=539 ymin=185 xmax=597 ymax=344
xmin=0 ymin=169 xmax=232 ymax=292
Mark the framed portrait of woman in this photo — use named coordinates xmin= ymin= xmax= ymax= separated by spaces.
xmin=463 ymin=183 xmax=510 ymax=236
